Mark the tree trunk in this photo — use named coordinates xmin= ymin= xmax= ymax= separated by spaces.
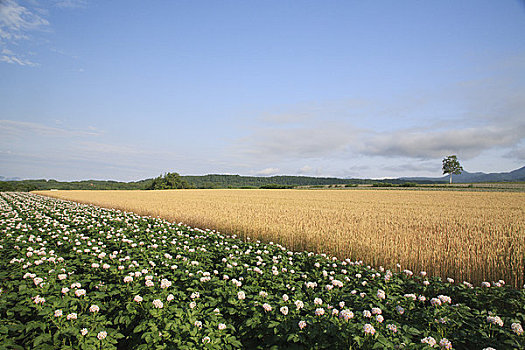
xmin=449 ymin=174 xmax=452 ymax=184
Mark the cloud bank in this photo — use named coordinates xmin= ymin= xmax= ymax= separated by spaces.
xmin=231 ymin=59 xmax=525 ymax=178
xmin=0 ymin=0 xmax=87 ymax=66
xmin=360 ymin=125 xmax=525 ymax=160
xmin=0 ymin=0 xmax=49 ymax=65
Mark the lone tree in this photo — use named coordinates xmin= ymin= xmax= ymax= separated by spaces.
xmin=442 ymin=155 xmax=463 ymax=184
xmin=146 ymin=172 xmax=194 ymax=190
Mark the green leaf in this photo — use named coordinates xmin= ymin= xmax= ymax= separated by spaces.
xmin=373 ymin=342 xmax=387 ymax=349
xmin=406 ymin=327 xmax=420 ymax=336
xmin=268 ymin=321 xmax=280 ymax=329
xmin=33 ymin=332 xmax=52 ymax=347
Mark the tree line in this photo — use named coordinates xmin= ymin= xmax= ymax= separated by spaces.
xmin=0 ymin=172 xmax=447 ymax=192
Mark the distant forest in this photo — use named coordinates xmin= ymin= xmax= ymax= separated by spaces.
xmin=0 ymin=179 xmax=150 ymax=192
xmin=0 ymin=173 xmax=446 ymax=192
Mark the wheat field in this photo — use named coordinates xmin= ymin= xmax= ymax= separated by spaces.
xmin=36 ymin=189 xmax=525 ymax=287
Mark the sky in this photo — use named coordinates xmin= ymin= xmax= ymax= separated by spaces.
xmin=1 ymin=0 xmax=525 ymax=181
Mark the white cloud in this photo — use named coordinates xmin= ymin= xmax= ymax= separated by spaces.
xmin=0 ymin=0 xmax=49 ymax=66
xmin=0 ymin=0 xmax=49 ymax=40
xmin=296 ymin=165 xmax=328 ymax=176
xmin=1 ymin=1 xmax=88 ymax=66
xmin=252 ymin=167 xmax=280 ymax=176
xmin=359 ymin=124 xmax=525 ymax=160
xmin=1 ymin=52 xmax=37 ymax=65
xmin=0 ymin=119 xmax=104 ymax=138
xmin=505 ymin=145 xmax=525 ymax=161
xmin=380 ymin=162 xmax=441 ymax=174
xmin=75 ymin=141 xmax=148 ymax=157
xmin=298 ymin=165 xmax=312 ymax=173
xmin=49 ymin=47 xmax=80 ymax=59
xmin=54 ymin=0 xmax=87 ymax=9
xmin=237 ymin=121 xmax=359 ymax=162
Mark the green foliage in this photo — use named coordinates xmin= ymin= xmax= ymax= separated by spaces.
xmin=0 ymin=179 xmax=151 ymax=192
xmin=259 ymin=184 xmax=294 ymax=189
xmin=146 ymin=173 xmax=194 ymax=190
xmin=185 ymin=174 xmax=378 ymax=188
xmin=442 ymin=155 xmax=464 ymax=183
xmin=372 ymin=183 xmax=394 ymax=187
xmin=0 ymin=181 xmax=38 ymax=192
xmin=442 ymin=155 xmax=464 ymax=175
xmin=372 ymin=182 xmax=417 ymax=188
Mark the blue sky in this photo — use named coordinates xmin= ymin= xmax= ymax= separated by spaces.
xmin=1 ymin=0 xmax=524 ymax=181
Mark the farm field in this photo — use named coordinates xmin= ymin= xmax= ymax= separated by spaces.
xmin=1 ymin=192 xmax=524 ymax=349
xmin=36 ymin=189 xmax=525 ymax=288
xmin=421 ymin=182 xmax=525 ymax=191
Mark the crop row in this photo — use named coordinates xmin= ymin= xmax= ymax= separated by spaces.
xmin=37 ymin=189 xmax=525 ymax=288
xmin=0 ymin=192 xmax=523 ymax=349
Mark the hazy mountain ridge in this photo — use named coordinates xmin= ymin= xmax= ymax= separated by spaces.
xmin=400 ymin=166 xmax=525 ymax=183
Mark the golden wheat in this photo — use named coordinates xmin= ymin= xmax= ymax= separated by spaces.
xmin=35 ymin=189 xmax=525 ymax=287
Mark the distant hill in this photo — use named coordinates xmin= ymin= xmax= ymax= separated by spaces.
xmin=0 ymin=178 xmax=152 ymax=192
xmin=183 ymin=174 xmax=374 ymax=188
xmin=0 ymin=174 xmax=406 ymax=192
xmin=400 ymin=166 xmax=525 ymax=183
